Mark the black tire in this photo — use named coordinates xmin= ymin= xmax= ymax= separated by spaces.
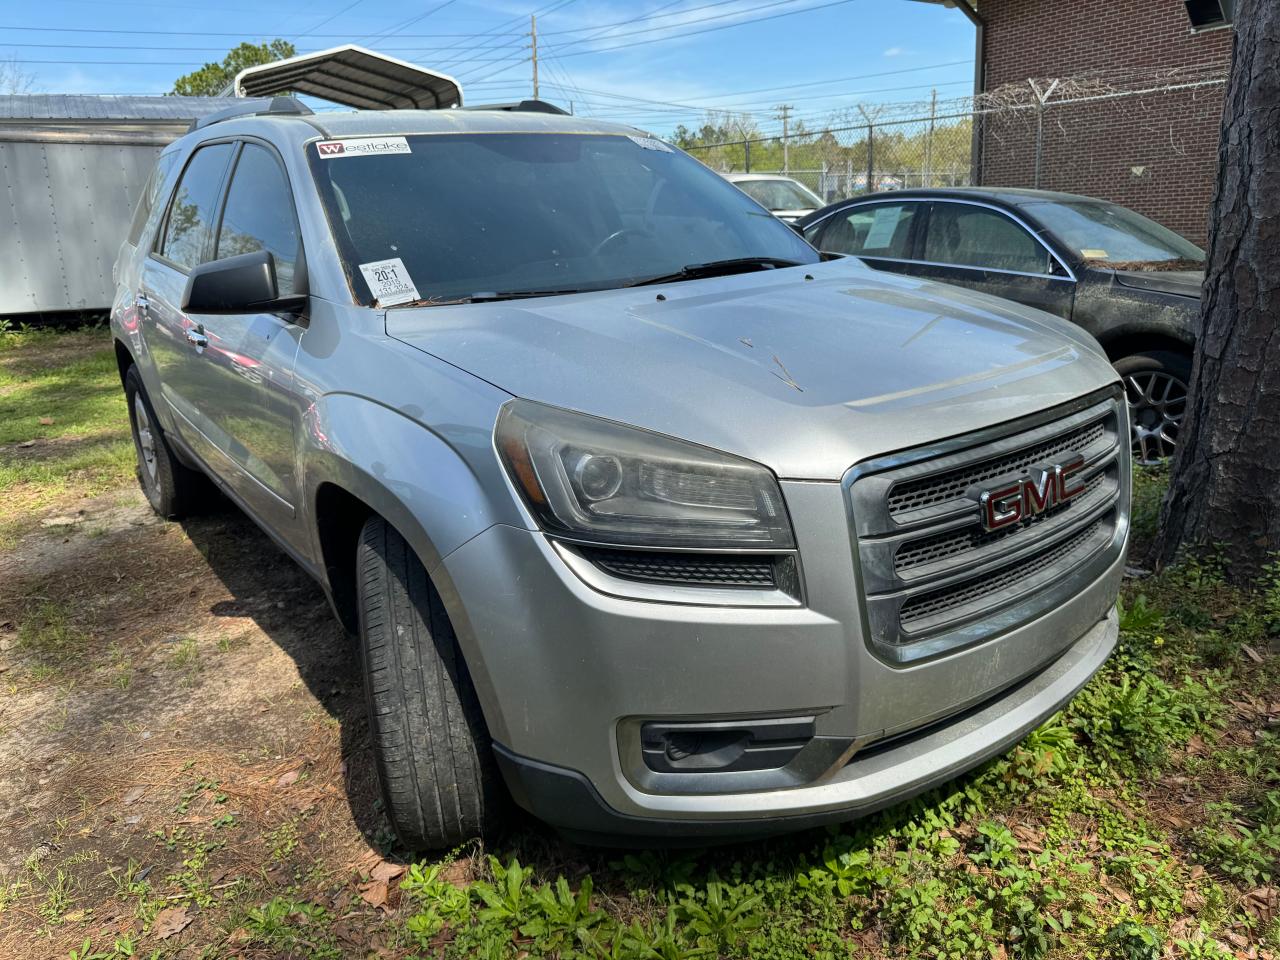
xmin=1113 ymin=350 xmax=1193 ymax=465
xmin=124 ymin=365 xmax=204 ymax=519
xmin=356 ymin=515 xmax=504 ymax=850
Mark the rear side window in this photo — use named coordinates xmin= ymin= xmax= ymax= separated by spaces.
xmin=215 ymin=143 xmax=301 ymax=294
xmin=158 ymin=142 xmax=235 ymax=272
xmin=127 ymin=151 xmax=179 ymax=246
xmin=816 ymin=203 xmax=917 ymax=259
xmin=924 ymin=204 xmax=1051 ymax=275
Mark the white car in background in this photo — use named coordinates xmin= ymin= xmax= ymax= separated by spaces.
xmin=722 ymin=172 xmax=824 ymax=222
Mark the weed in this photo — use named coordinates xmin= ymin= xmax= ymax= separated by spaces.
xmin=1103 ymin=921 xmax=1163 ymax=960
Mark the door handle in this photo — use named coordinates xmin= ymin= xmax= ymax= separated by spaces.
xmin=185 ymin=327 xmax=208 ymax=349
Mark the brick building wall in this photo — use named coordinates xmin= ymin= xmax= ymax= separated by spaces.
xmin=976 ymin=0 xmax=1232 ymax=245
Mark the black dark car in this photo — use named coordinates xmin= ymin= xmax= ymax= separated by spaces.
xmin=798 ymin=188 xmax=1204 ymax=464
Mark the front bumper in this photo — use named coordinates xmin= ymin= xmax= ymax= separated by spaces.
xmin=433 ymin=471 xmax=1124 ymax=838
xmin=493 ymin=608 xmax=1115 ymax=841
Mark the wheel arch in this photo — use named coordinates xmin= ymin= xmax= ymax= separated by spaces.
xmin=114 ymin=337 xmax=136 ymax=385
xmin=1096 ymin=330 xmax=1194 ymax=366
xmin=302 ymin=394 xmax=519 ymax=733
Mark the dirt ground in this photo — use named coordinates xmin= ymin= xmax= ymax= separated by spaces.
xmin=0 ymin=478 xmax=413 ymax=957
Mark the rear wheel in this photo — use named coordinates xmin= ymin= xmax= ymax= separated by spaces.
xmin=1114 ymin=351 xmax=1192 ymax=466
xmin=356 ymin=515 xmax=505 ymax=849
xmin=124 ymin=365 xmax=204 ymax=519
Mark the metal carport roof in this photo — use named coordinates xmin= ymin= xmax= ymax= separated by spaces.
xmin=231 ymin=44 xmax=464 ymax=110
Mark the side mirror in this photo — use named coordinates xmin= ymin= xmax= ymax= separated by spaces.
xmin=181 ymin=250 xmax=307 ymax=315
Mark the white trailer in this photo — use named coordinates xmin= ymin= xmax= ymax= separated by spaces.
xmin=0 ymin=95 xmax=226 ymax=318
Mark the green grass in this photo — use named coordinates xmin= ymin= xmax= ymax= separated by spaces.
xmin=2 ymin=329 xmax=1277 ymax=958
xmin=0 ymin=326 xmax=133 ymax=535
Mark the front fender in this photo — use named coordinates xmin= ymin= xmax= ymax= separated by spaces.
xmin=301 ymin=393 xmax=523 ymax=576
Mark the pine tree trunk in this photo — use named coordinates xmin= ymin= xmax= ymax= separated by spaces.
xmin=1152 ymin=0 xmax=1280 ymax=582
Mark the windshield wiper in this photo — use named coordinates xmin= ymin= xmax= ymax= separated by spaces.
xmin=627 ymin=257 xmax=806 ymax=287
xmin=393 ymin=289 xmax=586 ymax=308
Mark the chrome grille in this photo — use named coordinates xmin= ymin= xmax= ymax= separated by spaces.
xmin=847 ymin=390 xmax=1129 ymax=663
xmin=893 ymin=466 xmax=1117 ymax=577
xmin=887 ymin=420 xmax=1109 ymax=522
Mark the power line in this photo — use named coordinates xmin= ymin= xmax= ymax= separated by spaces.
xmin=547 ymin=0 xmax=862 ymax=59
xmin=294 ymin=0 xmax=368 ymax=41
xmin=548 ymin=0 xmax=814 ymax=52
xmin=543 ymin=0 xmax=766 ymax=37
xmin=0 ymin=22 xmax=521 ymax=37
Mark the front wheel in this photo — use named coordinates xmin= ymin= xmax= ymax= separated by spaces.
xmin=356 ymin=516 xmax=505 ymax=849
xmin=1114 ymin=351 xmax=1192 ymax=466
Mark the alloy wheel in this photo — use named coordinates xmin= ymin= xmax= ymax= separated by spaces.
xmin=1125 ymin=370 xmax=1187 ymax=466
xmin=133 ymin=393 xmax=159 ymax=488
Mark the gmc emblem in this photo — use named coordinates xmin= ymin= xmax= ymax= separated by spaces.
xmin=977 ymin=454 xmax=1087 ymax=532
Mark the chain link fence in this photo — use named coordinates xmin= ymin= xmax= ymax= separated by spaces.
xmin=683 ymin=72 xmax=1229 ymax=212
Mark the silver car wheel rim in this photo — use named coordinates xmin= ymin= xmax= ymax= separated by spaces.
xmin=1125 ymin=370 xmax=1187 ymax=466
xmin=133 ymin=394 xmax=159 ymax=485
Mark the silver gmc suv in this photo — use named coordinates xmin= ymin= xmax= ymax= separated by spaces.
xmin=111 ymin=98 xmax=1130 ymax=849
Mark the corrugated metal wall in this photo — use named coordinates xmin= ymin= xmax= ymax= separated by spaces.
xmin=0 ymin=138 xmax=162 ymax=315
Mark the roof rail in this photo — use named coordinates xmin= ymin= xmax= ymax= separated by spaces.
xmin=463 ymin=99 xmax=568 ymax=115
xmin=188 ymin=96 xmax=313 ymax=132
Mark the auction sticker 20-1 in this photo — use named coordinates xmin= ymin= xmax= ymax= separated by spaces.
xmin=359 ymin=258 xmax=420 ymax=307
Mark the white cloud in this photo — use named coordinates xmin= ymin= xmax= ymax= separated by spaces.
xmin=883 ymin=46 xmax=905 ymax=57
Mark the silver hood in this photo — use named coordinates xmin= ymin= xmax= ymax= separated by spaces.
xmin=388 ymin=258 xmax=1119 ymax=479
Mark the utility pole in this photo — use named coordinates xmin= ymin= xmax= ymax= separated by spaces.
xmin=531 ymin=14 xmax=539 ymax=100
xmin=777 ymin=104 xmax=792 ymax=174
xmin=924 ymin=88 xmax=938 ymax=187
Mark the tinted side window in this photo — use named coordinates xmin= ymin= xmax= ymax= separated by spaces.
xmin=818 ymin=204 xmax=917 ymax=259
xmin=924 ymin=204 xmax=1051 ymax=275
xmin=215 ymin=144 xmax=300 ymax=294
xmin=127 ymin=151 xmax=179 ymax=246
xmin=158 ymin=143 xmax=234 ymax=272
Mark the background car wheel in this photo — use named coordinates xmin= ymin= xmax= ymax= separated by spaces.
xmin=124 ymin=366 xmax=204 ymax=519
xmin=356 ymin=515 xmax=505 ymax=850
xmin=1114 ymin=351 xmax=1192 ymax=466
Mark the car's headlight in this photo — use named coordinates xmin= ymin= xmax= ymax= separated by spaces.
xmin=495 ymin=399 xmax=795 ymax=549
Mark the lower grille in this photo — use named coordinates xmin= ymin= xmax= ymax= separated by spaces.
xmin=848 ymin=389 xmax=1129 ymax=662
xmin=581 ymin=547 xmax=778 ymax=589
xmin=899 ymin=518 xmax=1106 ymax=635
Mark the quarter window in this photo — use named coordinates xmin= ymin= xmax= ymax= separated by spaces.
xmin=924 ymin=204 xmax=1052 ymax=275
xmin=215 ymin=144 xmax=301 ymax=294
xmin=817 ymin=203 xmax=917 ymax=260
xmin=158 ymin=143 xmax=234 ymax=272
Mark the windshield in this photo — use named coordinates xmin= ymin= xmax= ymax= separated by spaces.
xmin=735 ymin=178 xmax=823 ymax=212
xmin=307 ymin=132 xmax=818 ymax=305
xmin=1022 ymin=199 xmax=1205 ymax=268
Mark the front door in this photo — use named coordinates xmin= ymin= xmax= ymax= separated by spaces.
xmin=911 ymin=201 xmax=1076 ymax=319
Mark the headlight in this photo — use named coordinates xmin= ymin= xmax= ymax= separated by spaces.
xmin=495 ymin=399 xmax=795 ymax=549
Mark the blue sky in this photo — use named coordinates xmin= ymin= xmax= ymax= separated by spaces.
xmin=2 ymin=0 xmax=976 ymax=136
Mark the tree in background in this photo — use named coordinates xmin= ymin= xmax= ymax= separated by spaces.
xmin=170 ymin=40 xmax=295 ymax=97
xmin=1153 ymin=0 xmax=1280 ymax=583
xmin=0 ymin=56 xmax=37 ymax=94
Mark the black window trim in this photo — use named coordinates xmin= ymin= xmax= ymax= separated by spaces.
xmin=808 ymin=196 xmax=1078 ymax=283
xmin=149 ymin=136 xmax=238 ymax=276
xmin=210 ymin=135 xmax=307 ymax=293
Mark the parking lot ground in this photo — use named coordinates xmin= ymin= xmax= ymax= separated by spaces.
xmin=0 ymin=327 xmax=1277 ymax=959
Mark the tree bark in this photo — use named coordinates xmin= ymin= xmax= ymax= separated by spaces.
xmin=1152 ymin=0 xmax=1280 ymax=582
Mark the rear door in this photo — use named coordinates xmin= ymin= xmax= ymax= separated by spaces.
xmin=805 ymin=200 xmax=922 ymax=279
xmin=140 ymin=141 xmax=236 ymax=444
xmin=912 ymin=201 xmax=1076 ymax=319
